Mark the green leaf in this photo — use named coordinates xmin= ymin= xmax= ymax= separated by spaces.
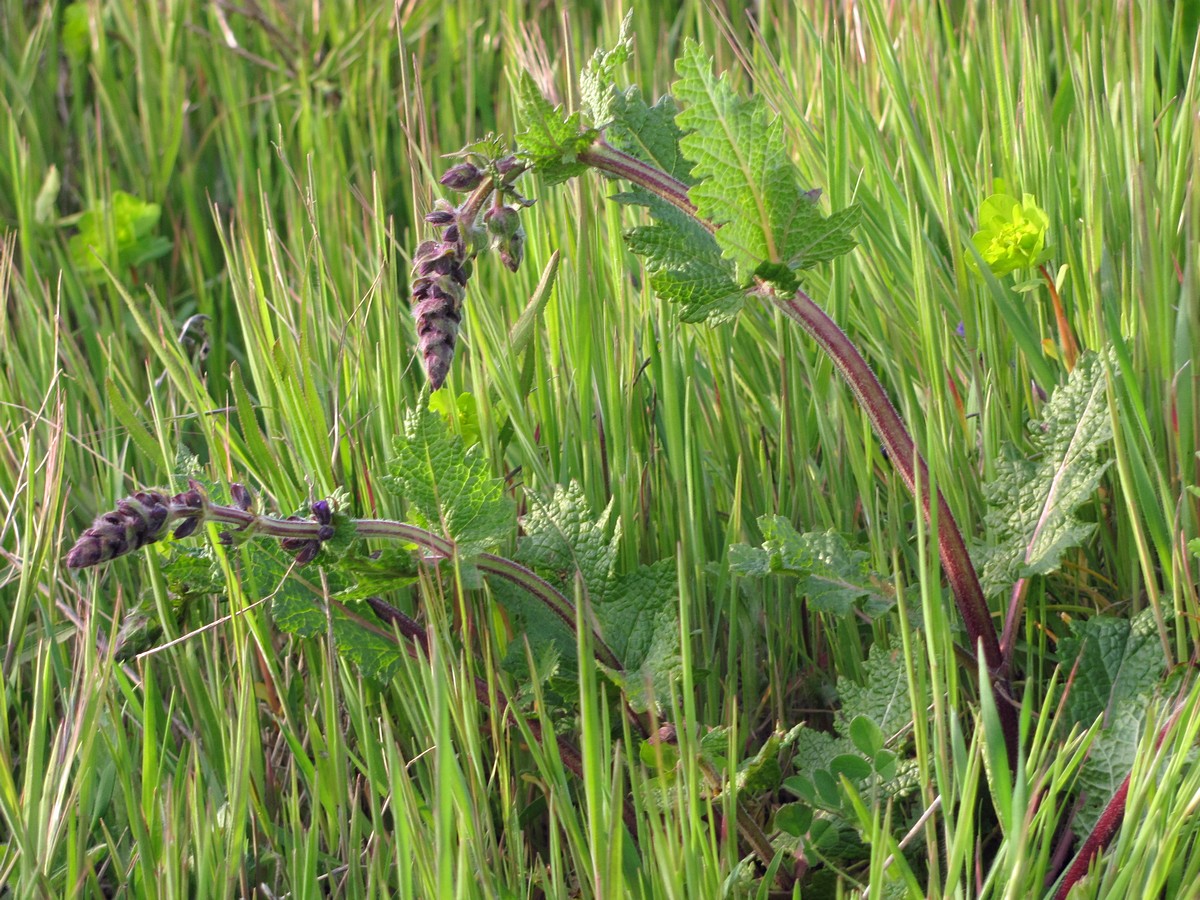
xmin=848 ymin=715 xmax=885 ymax=757
xmin=329 ymin=604 xmax=405 ymax=683
xmin=673 ymin=42 xmax=859 ymax=279
xmin=774 ymin=802 xmax=813 ymax=837
xmin=729 ymin=516 xmax=891 ymax=615
xmin=829 ymin=754 xmax=873 ymax=782
xmin=515 ymin=73 xmax=597 ymax=186
xmin=734 ymin=733 xmax=783 ymax=794
xmin=579 ymin=13 xmax=634 ymax=128
xmin=515 ymin=482 xmax=619 ymax=599
xmin=333 ymin=546 xmax=419 ymax=602
xmin=580 ymin=18 xmax=692 ymax=187
xmin=1057 ymin=609 xmax=1167 ymax=835
xmin=427 ymin=390 xmax=482 ymax=447
xmin=499 ymin=481 xmax=680 ymax=710
xmin=67 ymin=190 xmax=171 ymax=277
xmin=61 ymin=2 xmax=92 ymax=65
xmin=1057 ymin=609 xmax=1166 ymax=730
xmin=624 ymin=200 xmax=744 ymax=323
xmin=382 ymin=404 xmax=513 ymax=555
xmin=596 ymin=559 xmax=681 ymax=711
xmin=975 ymin=350 xmax=1115 ymax=595
xmin=838 ymin=644 xmax=913 ymax=739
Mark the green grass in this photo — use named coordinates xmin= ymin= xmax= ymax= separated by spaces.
xmin=2 ymin=0 xmax=1198 ymax=896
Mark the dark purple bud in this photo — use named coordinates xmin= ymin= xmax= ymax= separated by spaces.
xmin=416 ymin=254 xmax=455 ymax=279
xmin=173 ymin=517 xmax=200 ymax=540
xmin=440 ymin=162 xmax=483 ymax=192
xmin=65 ymin=538 xmax=104 ymax=569
xmin=316 ymin=525 xmax=336 ymax=542
xmin=218 ymin=531 xmax=235 ymax=546
xmin=293 ymin=542 xmax=320 ymax=565
xmin=230 ymin=483 xmax=252 ymax=511
xmin=443 ymin=224 xmax=460 ymax=245
xmin=425 ymin=200 xmax=458 ymax=226
xmin=66 ymin=490 xmax=177 ymax=568
xmin=173 ymin=489 xmax=204 ymax=510
xmin=495 ymin=155 xmax=520 ymax=176
xmin=311 ymin=500 xmax=332 ymax=525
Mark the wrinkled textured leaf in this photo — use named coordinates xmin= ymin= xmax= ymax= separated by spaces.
xmin=625 ymin=200 xmax=744 ymax=322
xmin=515 ymin=73 xmax=597 ymax=185
xmin=787 ymin=643 xmax=915 ymax=802
xmin=329 ymin=605 xmax=405 ymax=683
xmin=597 ymin=559 xmax=679 ymax=674
xmin=729 ymin=515 xmax=890 ymax=615
xmin=516 ymin=482 xmax=619 ymax=599
xmin=500 ymin=483 xmax=680 ymax=710
xmin=976 ymin=350 xmax=1115 ymax=595
xmin=382 ymin=404 xmax=513 ymax=555
xmin=673 ymin=42 xmax=859 ymax=280
xmin=838 ymin=644 xmax=912 ymax=739
xmin=1057 ymin=610 xmax=1167 ymax=835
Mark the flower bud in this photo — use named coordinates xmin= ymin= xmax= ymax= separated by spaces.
xmin=484 ymin=205 xmax=520 ymax=239
xmin=424 ymin=200 xmax=457 ymax=226
xmin=497 ymin=223 xmax=526 ymax=273
xmin=230 ymin=483 xmax=252 ymax=511
xmin=439 ymin=162 xmax=483 ymax=192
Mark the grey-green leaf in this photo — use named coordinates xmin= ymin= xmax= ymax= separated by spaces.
xmin=976 ymin=350 xmax=1115 ymax=595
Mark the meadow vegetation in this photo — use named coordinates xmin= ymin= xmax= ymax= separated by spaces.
xmin=1 ymin=1 xmax=1198 ymax=897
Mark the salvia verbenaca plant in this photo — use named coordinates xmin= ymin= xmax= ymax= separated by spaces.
xmin=69 ymin=20 xmax=1151 ymax=896
xmin=412 ymin=148 xmax=531 ymax=388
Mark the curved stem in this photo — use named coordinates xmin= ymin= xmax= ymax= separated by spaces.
xmin=169 ymin=500 xmax=627 ymax=672
xmin=573 ymin=150 xmax=1020 ymax=767
xmin=578 ymin=141 xmax=700 ymax=222
xmin=772 ymin=288 xmax=1018 ymax=765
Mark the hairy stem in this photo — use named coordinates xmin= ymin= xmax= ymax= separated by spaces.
xmin=576 ymin=152 xmax=1020 ymax=766
xmin=579 ymin=141 xmax=699 ymax=220
xmin=68 ymin=492 xmax=626 ymax=673
xmin=773 ymin=289 xmax=1018 ymax=764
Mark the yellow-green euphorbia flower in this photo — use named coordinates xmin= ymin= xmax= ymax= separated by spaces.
xmin=970 ymin=192 xmax=1050 ymax=276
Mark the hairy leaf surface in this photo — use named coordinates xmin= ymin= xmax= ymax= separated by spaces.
xmin=515 ymin=73 xmax=597 ymax=185
xmin=673 ymin=42 xmax=860 ymax=281
xmin=729 ymin=515 xmax=891 ymax=615
xmin=382 ymin=404 xmax=513 ymax=555
xmin=1057 ymin=610 xmax=1167 ymax=835
xmin=504 ymin=481 xmax=680 ymax=709
xmin=976 ymin=350 xmax=1115 ymax=595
